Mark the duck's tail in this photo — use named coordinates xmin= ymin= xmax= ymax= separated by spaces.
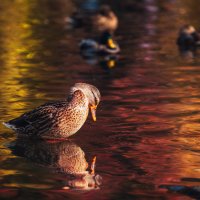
xmin=2 ymin=122 xmax=17 ymax=130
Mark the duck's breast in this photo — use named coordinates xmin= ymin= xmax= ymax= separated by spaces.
xmin=55 ymin=90 xmax=89 ymax=137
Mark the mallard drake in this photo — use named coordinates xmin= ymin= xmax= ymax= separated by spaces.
xmin=3 ymin=83 xmax=101 ymax=139
xmin=80 ymin=31 xmax=120 ymax=56
xmin=93 ymin=5 xmax=118 ymax=34
xmin=177 ymin=25 xmax=200 ymax=52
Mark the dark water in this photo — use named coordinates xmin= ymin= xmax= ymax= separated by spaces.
xmin=1 ymin=0 xmax=200 ymax=199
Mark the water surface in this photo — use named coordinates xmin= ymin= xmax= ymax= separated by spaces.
xmin=1 ymin=0 xmax=200 ymax=199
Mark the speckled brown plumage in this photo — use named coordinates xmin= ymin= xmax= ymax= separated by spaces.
xmin=3 ymin=83 xmax=101 ymax=139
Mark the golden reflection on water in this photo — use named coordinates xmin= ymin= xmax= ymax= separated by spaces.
xmin=0 ymin=0 xmax=70 ymax=183
xmin=0 ymin=1 xmax=39 ymax=120
xmin=0 ymin=0 xmax=74 ymax=121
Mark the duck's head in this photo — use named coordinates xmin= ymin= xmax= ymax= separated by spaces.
xmin=64 ymin=173 xmax=102 ymax=190
xmin=93 ymin=4 xmax=118 ymax=33
xmin=70 ymin=83 xmax=101 ymax=121
xmin=98 ymin=5 xmax=112 ymax=17
xmin=180 ymin=25 xmax=196 ymax=35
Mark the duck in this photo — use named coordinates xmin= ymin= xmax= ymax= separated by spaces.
xmin=66 ymin=4 xmax=118 ymax=33
xmin=177 ymin=25 xmax=200 ymax=52
xmin=80 ymin=31 xmax=120 ymax=56
xmin=3 ymin=83 xmax=101 ymax=139
xmin=93 ymin=5 xmax=118 ymax=34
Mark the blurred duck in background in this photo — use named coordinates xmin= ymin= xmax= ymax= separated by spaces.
xmin=177 ymin=25 xmax=200 ymax=53
xmin=67 ymin=2 xmax=120 ymax=65
xmin=66 ymin=3 xmax=118 ymax=34
xmin=80 ymin=53 xmax=119 ymax=70
xmin=10 ymin=139 xmax=102 ymax=190
xmin=80 ymin=31 xmax=120 ymax=56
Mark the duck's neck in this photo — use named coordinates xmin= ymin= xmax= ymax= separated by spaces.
xmin=99 ymin=31 xmax=117 ymax=49
xmin=99 ymin=31 xmax=112 ymax=45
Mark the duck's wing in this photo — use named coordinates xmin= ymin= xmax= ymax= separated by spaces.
xmin=4 ymin=101 xmax=67 ymax=137
xmin=80 ymin=39 xmax=98 ymax=49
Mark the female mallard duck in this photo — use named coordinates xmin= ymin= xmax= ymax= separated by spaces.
xmin=3 ymin=83 xmax=101 ymax=139
xmin=93 ymin=5 xmax=118 ymax=34
xmin=177 ymin=25 xmax=200 ymax=52
xmin=80 ymin=31 xmax=120 ymax=56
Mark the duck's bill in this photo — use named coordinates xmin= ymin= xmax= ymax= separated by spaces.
xmin=108 ymin=38 xmax=116 ymax=49
xmin=90 ymin=105 xmax=97 ymax=121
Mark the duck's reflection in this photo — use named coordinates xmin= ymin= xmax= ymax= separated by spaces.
xmin=99 ymin=55 xmax=119 ymax=70
xmin=81 ymin=53 xmax=119 ymax=70
xmin=10 ymin=139 xmax=102 ymax=190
